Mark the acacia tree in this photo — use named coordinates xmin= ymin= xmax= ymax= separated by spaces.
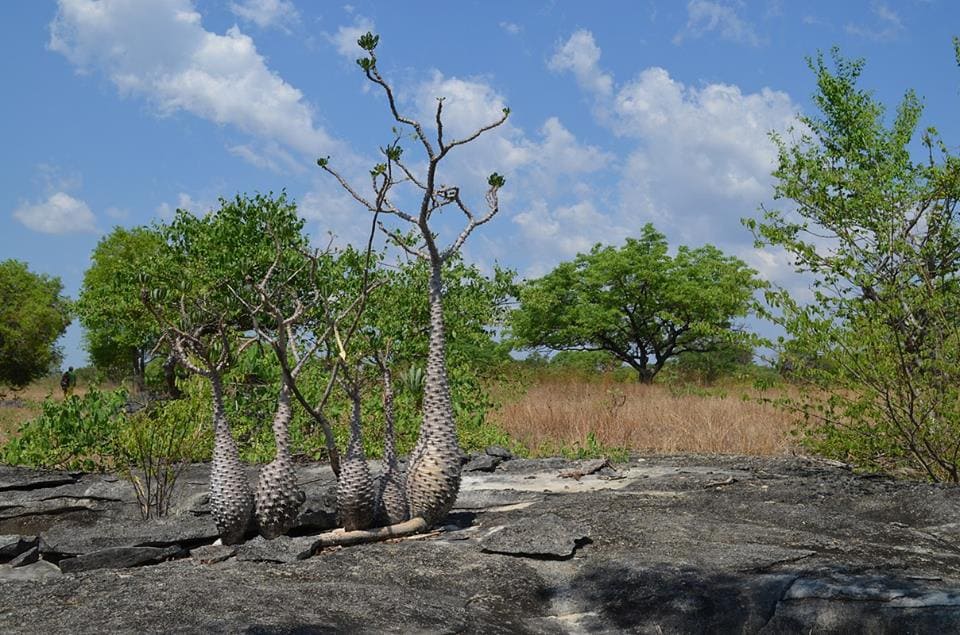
xmin=510 ymin=224 xmax=763 ymax=383
xmin=318 ymin=32 xmax=508 ymax=526
xmin=0 ymin=260 xmax=71 ymax=389
xmin=745 ymin=48 xmax=960 ymax=481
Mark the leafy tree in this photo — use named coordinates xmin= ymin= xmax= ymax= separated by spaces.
xmin=744 ymin=48 xmax=960 ymax=481
xmin=0 ymin=260 xmax=72 ymax=389
xmin=76 ymin=227 xmax=165 ymax=391
xmin=510 ymin=224 xmax=763 ymax=383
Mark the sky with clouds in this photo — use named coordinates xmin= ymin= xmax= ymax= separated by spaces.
xmin=2 ymin=0 xmax=959 ymax=368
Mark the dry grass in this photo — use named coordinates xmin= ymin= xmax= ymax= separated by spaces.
xmin=489 ymin=378 xmax=799 ymax=457
xmin=0 ymin=377 xmax=97 ymax=445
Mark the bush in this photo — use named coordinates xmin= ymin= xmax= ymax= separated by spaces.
xmin=2 ymin=388 xmax=127 ymax=471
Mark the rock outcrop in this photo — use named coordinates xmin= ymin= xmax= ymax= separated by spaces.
xmin=3 ymin=455 xmax=960 ymax=633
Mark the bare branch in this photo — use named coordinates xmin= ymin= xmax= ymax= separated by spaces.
xmin=439 ymin=108 xmax=510 ymax=157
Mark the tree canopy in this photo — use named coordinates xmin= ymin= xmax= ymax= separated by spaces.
xmin=76 ymin=226 xmax=166 ymax=388
xmin=0 ymin=260 xmax=72 ymax=389
xmin=509 ymin=224 xmax=763 ymax=382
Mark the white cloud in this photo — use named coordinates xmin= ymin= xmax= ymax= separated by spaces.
xmin=548 ymin=29 xmax=613 ymax=97
xmin=155 ymin=192 xmax=213 ymax=219
xmin=229 ymin=0 xmax=299 ymax=31
xmin=49 ymin=0 xmax=340 ymax=161
xmin=14 ymin=192 xmax=97 ymax=234
xmin=549 ymin=28 xmax=802 ymax=287
xmin=846 ymin=2 xmax=903 ymax=41
xmin=327 ymin=15 xmax=375 ymax=60
xmin=499 ymin=21 xmax=521 ymax=35
xmin=673 ymin=0 xmax=766 ymax=47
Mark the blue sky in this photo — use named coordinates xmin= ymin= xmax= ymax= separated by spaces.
xmin=2 ymin=0 xmax=959 ymax=368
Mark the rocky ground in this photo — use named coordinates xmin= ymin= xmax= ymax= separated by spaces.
xmin=3 ymin=451 xmax=960 ymax=633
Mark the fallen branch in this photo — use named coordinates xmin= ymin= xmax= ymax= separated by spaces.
xmin=313 ymin=517 xmax=428 ymax=550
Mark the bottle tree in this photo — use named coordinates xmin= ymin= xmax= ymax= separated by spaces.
xmin=317 ymin=32 xmax=508 ymax=526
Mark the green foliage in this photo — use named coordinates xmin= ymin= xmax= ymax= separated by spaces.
xmin=510 ymin=224 xmax=763 ymax=383
xmin=745 ymin=48 xmax=960 ymax=481
xmin=0 ymin=260 xmax=72 ymax=389
xmin=76 ymin=227 xmax=165 ymax=384
xmin=1 ymin=388 xmax=128 ymax=471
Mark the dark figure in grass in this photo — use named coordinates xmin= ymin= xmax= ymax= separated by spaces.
xmin=60 ymin=366 xmax=76 ymax=397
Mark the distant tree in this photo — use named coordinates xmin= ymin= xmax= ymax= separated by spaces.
xmin=510 ymin=224 xmax=763 ymax=383
xmin=76 ymin=227 xmax=166 ymax=392
xmin=745 ymin=47 xmax=960 ymax=481
xmin=0 ymin=260 xmax=71 ymax=389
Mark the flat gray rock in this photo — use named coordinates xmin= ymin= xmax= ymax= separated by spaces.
xmin=0 ymin=559 xmax=61 ymax=583
xmin=0 ymin=466 xmax=75 ymax=491
xmin=41 ymin=515 xmax=219 ymax=556
xmin=463 ymin=453 xmax=501 ymax=472
xmin=480 ymin=512 xmax=589 ymax=559
xmin=236 ymin=535 xmax=320 ymax=563
xmin=3 ymin=455 xmax=960 ymax=633
xmin=58 ymin=545 xmax=184 ymax=573
xmin=190 ymin=544 xmax=237 ymax=565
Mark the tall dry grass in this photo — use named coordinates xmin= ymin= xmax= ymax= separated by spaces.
xmin=489 ymin=378 xmax=799 ymax=456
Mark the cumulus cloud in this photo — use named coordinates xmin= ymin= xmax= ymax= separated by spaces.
xmin=49 ymin=0 xmax=340 ymax=161
xmin=327 ymin=14 xmax=375 ymax=60
xmin=547 ymin=29 xmax=802 ymax=288
xmin=673 ymin=0 xmax=766 ymax=47
xmin=14 ymin=192 xmax=97 ymax=234
xmin=229 ymin=0 xmax=299 ymax=31
xmin=548 ymin=29 xmax=613 ymax=97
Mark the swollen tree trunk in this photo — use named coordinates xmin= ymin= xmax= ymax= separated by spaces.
xmin=254 ymin=384 xmax=305 ymax=539
xmin=376 ymin=363 xmax=408 ymax=525
xmin=404 ymin=265 xmax=462 ymax=526
xmin=337 ymin=385 xmax=375 ymax=531
xmin=208 ymin=373 xmax=254 ymax=544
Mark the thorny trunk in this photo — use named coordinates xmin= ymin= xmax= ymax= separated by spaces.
xmin=337 ymin=384 xmax=375 ymax=531
xmin=376 ymin=361 xmax=407 ymax=525
xmin=404 ymin=264 xmax=462 ymax=526
xmin=254 ymin=383 xmax=305 ymax=538
xmin=208 ymin=373 xmax=254 ymax=544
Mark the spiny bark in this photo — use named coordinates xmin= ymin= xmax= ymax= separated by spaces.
xmin=337 ymin=387 xmax=375 ymax=531
xmin=376 ymin=363 xmax=408 ymax=525
xmin=255 ymin=384 xmax=305 ymax=539
xmin=404 ymin=266 xmax=462 ymax=526
xmin=209 ymin=374 xmax=254 ymax=544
